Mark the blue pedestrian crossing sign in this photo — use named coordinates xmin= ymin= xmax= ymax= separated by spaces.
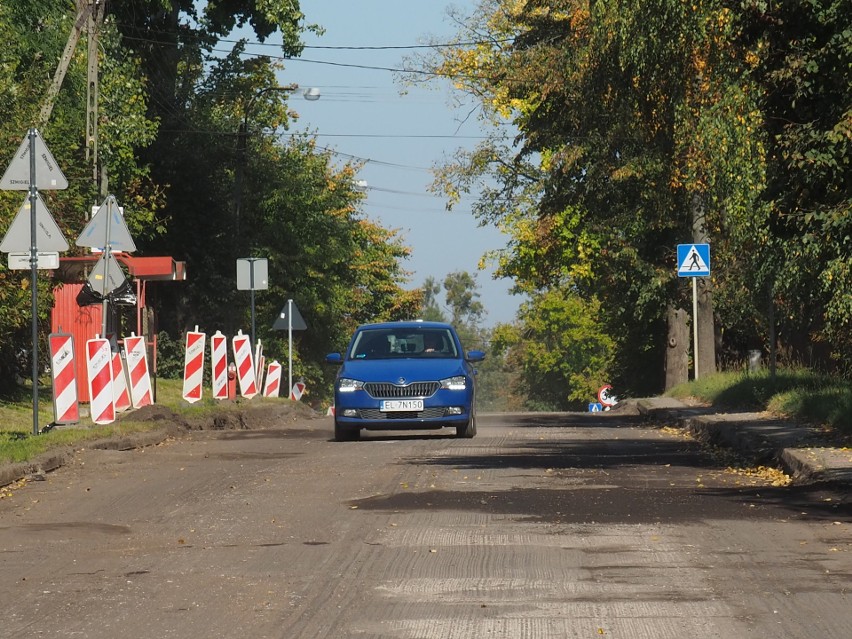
xmin=677 ymin=243 xmax=710 ymax=277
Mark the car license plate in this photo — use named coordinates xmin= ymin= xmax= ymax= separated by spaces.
xmin=380 ymin=399 xmax=423 ymax=412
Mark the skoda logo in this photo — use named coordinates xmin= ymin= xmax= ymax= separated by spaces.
xmin=397 ymin=377 xmax=406 ymax=385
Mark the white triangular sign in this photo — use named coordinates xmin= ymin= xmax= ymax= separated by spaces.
xmin=76 ymin=195 xmax=137 ymax=252
xmin=679 ymin=245 xmax=709 ymax=272
xmin=0 ymin=192 xmax=70 ymax=253
xmin=88 ymin=251 xmax=127 ymax=295
xmin=0 ymin=130 xmax=68 ymax=190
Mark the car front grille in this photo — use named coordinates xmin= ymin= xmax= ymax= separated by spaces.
xmin=364 ymin=381 xmax=439 ymax=399
xmin=359 ymin=407 xmax=448 ymax=420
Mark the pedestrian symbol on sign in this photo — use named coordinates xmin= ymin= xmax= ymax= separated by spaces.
xmin=677 ymin=244 xmax=710 ymax=277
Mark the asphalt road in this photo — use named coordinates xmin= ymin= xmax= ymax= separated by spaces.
xmin=1 ymin=411 xmax=849 ymax=638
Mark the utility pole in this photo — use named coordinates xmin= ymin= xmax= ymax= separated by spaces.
xmin=85 ymin=0 xmax=105 ymax=194
xmin=39 ymin=0 xmax=105 ymax=194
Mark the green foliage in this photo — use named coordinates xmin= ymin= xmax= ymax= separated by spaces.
xmin=422 ymin=0 xmax=850 ymax=410
xmin=154 ymin=331 xmax=185 ymax=380
xmin=418 ymin=276 xmax=447 ymax=322
xmin=0 ymin=2 xmax=163 ymax=398
xmin=443 ymin=271 xmax=485 ymax=328
xmin=668 ymin=368 xmax=851 ymax=433
xmin=500 ymin=287 xmax=615 ymax=411
xmin=745 ymin=0 xmax=852 ymax=366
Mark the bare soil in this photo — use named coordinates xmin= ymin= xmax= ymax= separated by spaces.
xmin=0 ymin=400 xmax=322 ymax=489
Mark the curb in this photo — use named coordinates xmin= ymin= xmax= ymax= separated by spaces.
xmin=0 ymin=428 xmax=171 ymax=489
xmin=636 ymin=397 xmax=851 ymax=485
xmin=0 ymin=451 xmax=69 ymax=489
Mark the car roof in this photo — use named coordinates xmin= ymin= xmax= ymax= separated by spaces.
xmin=355 ymin=320 xmax=455 ymax=331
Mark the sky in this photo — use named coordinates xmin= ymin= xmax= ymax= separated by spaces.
xmin=238 ymin=1 xmax=522 ymax=327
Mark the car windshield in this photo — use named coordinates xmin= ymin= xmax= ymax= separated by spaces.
xmin=349 ymin=328 xmax=458 ymax=360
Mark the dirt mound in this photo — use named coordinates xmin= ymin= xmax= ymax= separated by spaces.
xmin=119 ymin=399 xmax=321 ymax=432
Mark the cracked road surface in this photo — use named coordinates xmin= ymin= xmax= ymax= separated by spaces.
xmin=1 ymin=412 xmax=850 ymax=638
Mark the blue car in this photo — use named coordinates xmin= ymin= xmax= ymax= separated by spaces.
xmin=325 ymin=321 xmax=485 ymax=441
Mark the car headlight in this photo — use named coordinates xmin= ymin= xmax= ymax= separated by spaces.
xmin=440 ymin=375 xmax=467 ymax=390
xmin=338 ymin=378 xmax=364 ymax=392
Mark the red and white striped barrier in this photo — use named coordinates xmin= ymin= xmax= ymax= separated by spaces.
xmin=111 ymin=350 xmax=132 ymax=412
xmin=210 ymin=331 xmax=229 ymax=400
xmin=263 ymin=360 xmax=282 ymax=397
xmin=123 ymin=333 xmax=152 ymax=408
xmin=86 ymin=336 xmax=115 ymax=425
xmin=182 ymin=327 xmax=206 ymax=403
xmin=290 ymin=381 xmax=306 ymax=401
xmin=49 ymin=332 xmax=79 ymax=424
xmin=232 ymin=330 xmax=257 ymax=398
xmin=254 ymin=340 xmax=264 ymax=384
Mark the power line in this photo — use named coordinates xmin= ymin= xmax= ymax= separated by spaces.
xmin=279 ymin=131 xmax=487 ymax=139
xmin=119 ymin=36 xmax=502 ymax=82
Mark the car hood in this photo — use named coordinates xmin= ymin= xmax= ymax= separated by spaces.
xmin=340 ymin=358 xmax=470 ymax=383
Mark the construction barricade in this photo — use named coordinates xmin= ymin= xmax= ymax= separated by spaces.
xmin=86 ymin=336 xmax=115 ymax=424
xmin=49 ymin=331 xmax=79 ymax=425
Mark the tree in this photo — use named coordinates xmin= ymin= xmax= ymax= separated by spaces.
xmin=500 ymin=287 xmax=614 ymax=411
xmin=443 ymin=270 xmax=485 ymax=329
xmin=0 ymin=1 xmax=422 ymax=407
xmin=744 ymin=0 xmax=852 ymax=369
xmin=0 ymin=1 xmax=160 ymax=396
xmin=418 ymin=1 xmax=811 ymax=397
xmin=419 ymin=276 xmax=447 ymax=322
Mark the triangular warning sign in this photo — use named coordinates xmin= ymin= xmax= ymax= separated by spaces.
xmin=272 ymin=302 xmax=308 ymax=331
xmin=76 ymin=194 xmax=136 ymax=252
xmin=0 ymin=192 xmax=69 ymax=253
xmin=88 ymin=251 xmax=127 ymax=295
xmin=0 ymin=129 xmax=68 ymax=190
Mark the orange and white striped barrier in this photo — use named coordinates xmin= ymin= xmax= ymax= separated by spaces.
xmin=290 ymin=381 xmax=306 ymax=402
xmin=49 ymin=332 xmax=79 ymax=425
xmin=111 ymin=350 xmax=132 ymax=412
xmin=232 ymin=330 xmax=257 ymax=398
xmin=86 ymin=336 xmax=114 ymax=425
xmin=263 ymin=360 xmax=282 ymax=397
xmin=123 ymin=334 xmax=152 ymax=408
xmin=210 ymin=331 xmax=229 ymax=400
xmin=182 ymin=327 xmax=205 ymax=403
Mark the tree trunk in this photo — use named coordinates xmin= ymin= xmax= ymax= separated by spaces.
xmin=665 ymin=306 xmax=690 ymax=390
xmin=696 ymin=278 xmax=716 ymax=377
xmin=691 ymin=193 xmax=717 ymax=377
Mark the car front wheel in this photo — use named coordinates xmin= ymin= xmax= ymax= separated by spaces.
xmin=334 ymin=420 xmax=360 ymax=442
xmin=456 ymin=411 xmax=477 ymax=438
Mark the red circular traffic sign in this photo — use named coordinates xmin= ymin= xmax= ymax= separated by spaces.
xmin=597 ymin=384 xmax=617 ymax=407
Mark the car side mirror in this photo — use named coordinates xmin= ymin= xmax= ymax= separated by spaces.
xmin=466 ymin=350 xmax=485 ymax=363
xmin=325 ymin=353 xmax=343 ymax=364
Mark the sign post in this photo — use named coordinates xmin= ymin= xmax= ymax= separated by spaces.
xmin=677 ymin=243 xmax=711 ymax=380
xmin=76 ymin=194 xmax=137 ymax=336
xmin=272 ymin=300 xmax=307 ymax=403
xmin=236 ymin=257 xmax=268 ymax=348
xmin=0 ymin=129 xmax=69 ymax=435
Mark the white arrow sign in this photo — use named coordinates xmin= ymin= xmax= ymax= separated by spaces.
xmin=0 ymin=130 xmax=68 ymax=190
xmin=0 ymin=192 xmax=70 ymax=253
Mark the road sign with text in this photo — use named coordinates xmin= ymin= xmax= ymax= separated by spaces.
xmin=0 ymin=130 xmax=68 ymax=190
